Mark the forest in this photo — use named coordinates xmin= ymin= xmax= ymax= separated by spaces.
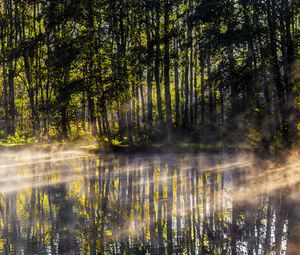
xmin=1 ymin=1 xmax=300 ymax=254
xmin=0 ymin=0 xmax=299 ymax=148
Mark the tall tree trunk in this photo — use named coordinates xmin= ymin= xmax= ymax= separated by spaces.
xmin=140 ymin=84 xmax=146 ymax=127
xmin=88 ymin=94 xmax=97 ymax=136
xmin=60 ymin=71 xmax=70 ymax=138
xmin=135 ymin=83 xmax=141 ymax=132
xmin=155 ymin=0 xmax=164 ymax=132
xmin=146 ymin=16 xmax=153 ymax=133
xmin=103 ymin=105 xmax=112 ymax=143
xmin=8 ymin=63 xmax=15 ymax=135
xmin=163 ymin=1 xmax=172 ymax=137
xmin=193 ymin=45 xmax=198 ymax=127
xmin=207 ymin=52 xmax=214 ymax=126
xmin=5 ymin=0 xmax=16 ymax=135
xmin=24 ymin=55 xmax=40 ymax=137
xmin=281 ymin=0 xmax=297 ymax=143
xmin=1 ymin=63 xmax=9 ymax=134
xmin=267 ymin=0 xmax=287 ymax=140
xmin=184 ymin=54 xmax=189 ymax=128
xmin=189 ymin=22 xmax=194 ymax=128
xmin=200 ymin=53 xmax=205 ymax=125
xmin=174 ymin=37 xmax=180 ymax=128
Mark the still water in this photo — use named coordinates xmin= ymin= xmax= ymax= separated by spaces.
xmin=0 ymin=150 xmax=300 ymax=255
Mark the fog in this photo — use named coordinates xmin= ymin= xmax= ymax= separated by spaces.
xmin=0 ymin=147 xmax=299 ymax=254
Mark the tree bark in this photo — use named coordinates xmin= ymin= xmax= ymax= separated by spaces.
xmin=155 ymin=0 xmax=164 ymax=132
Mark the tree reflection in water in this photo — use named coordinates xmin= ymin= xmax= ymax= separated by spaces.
xmin=0 ymin=153 xmax=299 ymax=255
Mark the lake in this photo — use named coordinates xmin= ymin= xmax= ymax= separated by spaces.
xmin=0 ymin=150 xmax=299 ymax=255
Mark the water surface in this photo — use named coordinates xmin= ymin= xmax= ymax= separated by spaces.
xmin=0 ymin=151 xmax=299 ymax=255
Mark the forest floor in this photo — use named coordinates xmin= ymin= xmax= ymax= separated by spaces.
xmin=0 ymin=140 xmax=258 ymax=154
xmin=92 ymin=141 xmax=259 ymax=154
xmin=0 ymin=134 xmax=298 ymax=157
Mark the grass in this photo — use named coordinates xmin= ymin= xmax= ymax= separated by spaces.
xmin=0 ymin=128 xmax=297 ymax=155
xmin=84 ymin=138 xmax=261 ymax=154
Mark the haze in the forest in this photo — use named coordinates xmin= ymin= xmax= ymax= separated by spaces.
xmin=0 ymin=0 xmax=300 ymax=255
xmin=0 ymin=0 xmax=299 ymax=148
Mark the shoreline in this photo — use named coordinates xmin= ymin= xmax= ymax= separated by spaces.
xmin=0 ymin=141 xmax=296 ymax=159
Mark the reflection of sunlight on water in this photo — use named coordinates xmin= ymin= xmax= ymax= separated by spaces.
xmin=1 ymin=149 xmax=299 ymax=207
xmin=0 ymin=148 xmax=95 ymax=193
xmin=0 ymin=148 xmax=299 ymax=254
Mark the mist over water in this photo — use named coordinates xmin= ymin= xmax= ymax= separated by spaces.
xmin=0 ymin=149 xmax=299 ymax=255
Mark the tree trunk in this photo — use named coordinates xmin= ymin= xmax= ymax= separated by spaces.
xmin=88 ymin=94 xmax=97 ymax=136
xmin=207 ymin=52 xmax=214 ymax=126
xmin=174 ymin=37 xmax=180 ymax=128
xmin=146 ymin=18 xmax=153 ymax=133
xmin=8 ymin=65 xmax=15 ymax=135
xmin=267 ymin=0 xmax=287 ymax=140
xmin=24 ymin=55 xmax=40 ymax=137
xmin=2 ymin=63 xmax=9 ymax=134
xmin=155 ymin=0 xmax=164 ymax=132
xmin=200 ymin=54 xmax=205 ymax=125
xmin=163 ymin=1 xmax=172 ymax=137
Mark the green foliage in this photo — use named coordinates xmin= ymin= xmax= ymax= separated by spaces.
xmin=4 ymin=134 xmax=26 ymax=145
xmin=0 ymin=0 xmax=299 ymax=148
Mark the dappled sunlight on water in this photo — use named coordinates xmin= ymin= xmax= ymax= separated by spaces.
xmin=0 ymin=150 xmax=299 ymax=254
